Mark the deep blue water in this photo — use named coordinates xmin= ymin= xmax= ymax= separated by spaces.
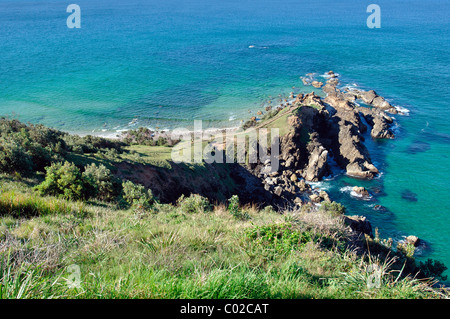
xmin=0 ymin=0 xmax=449 ymax=280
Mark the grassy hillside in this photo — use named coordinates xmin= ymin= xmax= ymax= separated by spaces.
xmin=0 ymin=175 xmax=448 ymax=299
xmin=0 ymin=117 xmax=448 ymax=299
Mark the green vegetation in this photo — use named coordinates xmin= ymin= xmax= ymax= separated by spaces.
xmin=0 ymin=176 xmax=447 ymax=299
xmin=122 ymin=180 xmax=154 ymax=208
xmin=0 ymin=118 xmax=448 ymax=299
xmin=320 ymin=201 xmax=346 ymax=216
xmin=121 ymin=127 xmax=179 ymax=147
xmin=177 ymin=194 xmax=212 ymax=214
xmin=228 ymin=195 xmax=250 ymax=221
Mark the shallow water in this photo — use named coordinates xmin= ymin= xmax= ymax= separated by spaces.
xmin=0 ymin=0 xmax=449 ymax=280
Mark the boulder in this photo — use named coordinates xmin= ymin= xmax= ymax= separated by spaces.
xmin=274 ymin=186 xmax=283 ymax=197
xmin=301 ymin=77 xmax=311 ymax=86
xmin=372 ymin=96 xmax=393 ymax=110
xmin=346 ymin=162 xmax=379 ymax=179
xmin=319 ymin=191 xmax=331 ymax=202
xmin=352 ymin=186 xmax=370 ymax=197
xmin=310 ymin=194 xmax=321 ymax=203
xmin=303 ymin=142 xmax=330 ymax=182
xmin=359 ymin=107 xmax=395 ymax=139
xmin=296 ymin=179 xmax=308 ymax=192
xmin=322 ymin=83 xmax=337 ymax=95
xmin=405 ymin=235 xmax=421 ymax=247
xmin=360 ymin=90 xmax=377 ymax=104
xmin=312 ymin=81 xmax=324 ymax=88
xmin=326 ymin=77 xmax=340 ymax=86
xmin=324 ymin=94 xmax=354 ymax=110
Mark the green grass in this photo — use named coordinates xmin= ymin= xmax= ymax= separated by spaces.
xmin=0 ymin=190 xmax=87 ymax=219
xmin=0 ymin=177 xmax=447 ymax=299
xmin=262 ymin=113 xmax=292 ymax=137
xmin=122 ymin=145 xmax=174 ymax=168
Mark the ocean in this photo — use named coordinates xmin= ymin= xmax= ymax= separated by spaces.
xmin=0 ymin=0 xmax=449 ymax=280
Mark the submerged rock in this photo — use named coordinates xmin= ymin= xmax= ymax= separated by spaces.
xmin=401 ymin=189 xmax=418 ymax=202
xmin=406 ymin=140 xmax=431 ymax=154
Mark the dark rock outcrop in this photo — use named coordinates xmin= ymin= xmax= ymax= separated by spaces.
xmin=359 ymin=107 xmax=395 ymax=139
xmin=344 ymin=215 xmax=373 ymax=237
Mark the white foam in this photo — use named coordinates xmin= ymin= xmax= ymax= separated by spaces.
xmin=340 ymin=186 xmax=373 ymax=200
xmin=393 ymin=105 xmax=410 ymax=116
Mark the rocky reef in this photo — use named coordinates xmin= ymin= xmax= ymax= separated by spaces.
xmin=246 ymin=72 xmax=399 ymax=216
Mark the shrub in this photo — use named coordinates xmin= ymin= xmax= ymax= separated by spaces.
xmin=35 ymin=161 xmax=87 ymax=200
xmin=320 ymin=201 xmax=346 ymax=216
xmin=228 ymin=195 xmax=250 ymax=220
xmin=63 ymin=134 xmax=124 ymax=155
xmin=177 ymin=194 xmax=211 ymax=214
xmin=0 ymin=138 xmax=33 ymax=174
xmin=82 ymin=163 xmax=118 ymax=201
xmin=418 ymin=259 xmax=448 ymax=281
xmin=0 ymin=119 xmax=69 ymax=174
xmin=246 ymin=223 xmax=314 ymax=253
xmin=122 ymin=180 xmax=153 ymax=208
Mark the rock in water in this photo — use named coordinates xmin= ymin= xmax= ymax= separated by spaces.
xmin=359 ymin=107 xmax=395 ymax=139
xmin=352 ymin=186 xmax=370 ymax=197
xmin=312 ymin=81 xmax=323 ymax=88
xmin=405 ymin=235 xmax=421 ymax=247
xmin=401 ymin=189 xmax=418 ymax=202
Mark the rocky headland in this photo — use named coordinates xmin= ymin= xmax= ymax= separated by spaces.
xmin=247 ymin=72 xmax=397 ymax=208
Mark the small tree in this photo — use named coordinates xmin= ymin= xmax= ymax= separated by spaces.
xmin=122 ymin=180 xmax=153 ymax=208
xmin=82 ymin=163 xmax=118 ymax=201
xmin=36 ymin=161 xmax=86 ymax=200
xmin=0 ymin=138 xmax=33 ymax=174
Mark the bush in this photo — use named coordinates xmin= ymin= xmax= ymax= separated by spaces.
xmin=82 ymin=163 xmax=118 ymax=201
xmin=177 ymin=194 xmax=211 ymax=214
xmin=122 ymin=180 xmax=153 ymax=208
xmin=121 ymin=127 xmax=180 ymax=146
xmin=418 ymin=259 xmax=448 ymax=281
xmin=63 ymin=134 xmax=124 ymax=155
xmin=320 ymin=201 xmax=346 ymax=216
xmin=0 ymin=138 xmax=33 ymax=174
xmin=35 ymin=161 xmax=87 ymax=200
xmin=246 ymin=223 xmax=314 ymax=253
xmin=228 ymin=195 xmax=250 ymax=220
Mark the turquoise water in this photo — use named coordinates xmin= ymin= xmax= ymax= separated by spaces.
xmin=0 ymin=0 xmax=449 ymax=279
